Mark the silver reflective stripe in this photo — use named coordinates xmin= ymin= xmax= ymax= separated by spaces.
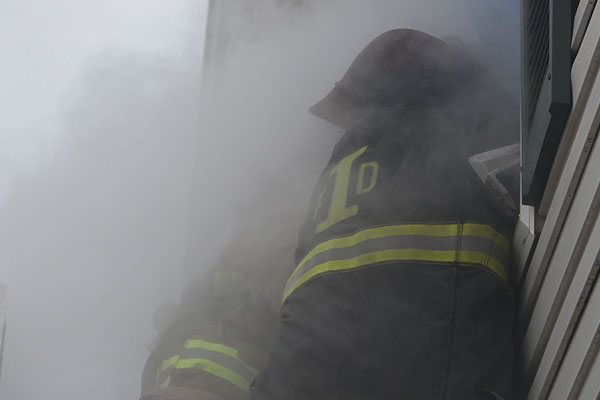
xmin=283 ymin=223 xmax=510 ymax=302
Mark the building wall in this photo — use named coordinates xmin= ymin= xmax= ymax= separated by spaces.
xmin=515 ymin=1 xmax=600 ymax=398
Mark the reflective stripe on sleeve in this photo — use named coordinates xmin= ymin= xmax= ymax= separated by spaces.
xmin=157 ymin=355 xmax=179 ymax=388
xmin=283 ymin=223 xmax=510 ymax=302
xmin=155 ymin=338 xmax=257 ymax=393
xmin=179 ymin=338 xmax=257 ymax=392
xmin=174 ymin=357 xmax=252 ymax=393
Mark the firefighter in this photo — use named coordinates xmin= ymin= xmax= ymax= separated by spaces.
xmin=249 ymin=29 xmax=519 ymax=399
xmin=140 ymin=264 xmax=278 ymax=400
xmin=139 ymin=175 xmax=303 ymax=400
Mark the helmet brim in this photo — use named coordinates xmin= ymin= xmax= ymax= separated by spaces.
xmin=308 ymin=85 xmax=370 ymax=130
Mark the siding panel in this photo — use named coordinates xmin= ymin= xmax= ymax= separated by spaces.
xmin=520 ymin=2 xmax=600 ymax=330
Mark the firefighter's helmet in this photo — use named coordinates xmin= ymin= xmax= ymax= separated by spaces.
xmin=309 ymin=29 xmax=485 ymax=129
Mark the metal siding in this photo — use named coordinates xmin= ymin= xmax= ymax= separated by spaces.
xmin=519 ymin=1 xmax=600 ymax=398
xmin=572 ymin=0 xmax=597 ymax=54
xmin=545 ymin=229 xmax=600 ymax=399
xmin=520 ymin=63 xmax=600 ymax=399
xmin=526 ymin=171 xmax=600 ymax=399
xmin=520 ymin=2 xmax=600 ymax=330
xmin=573 ymin=345 xmax=600 ymax=399
xmin=521 ymin=128 xmax=600 ymax=394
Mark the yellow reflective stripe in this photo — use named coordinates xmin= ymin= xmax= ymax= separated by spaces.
xmin=286 ymin=223 xmax=461 ymax=287
xmin=462 ymin=223 xmax=509 ymax=253
xmin=159 ymin=376 xmax=171 ymax=389
xmin=286 ymin=223 xmax=509 ymax=292
xmin=495 ymin=233 xmax=510 ymax=254
xmin=457 ymin=251 xmax=507 ymax=283
xmin=282 ymin=249 xmax=508 ymax=302
xmin=184 ymin=338 xmax=240 ymax=358
xmin=156 ymin=340 xmax=258 ymax=392
xmin=184 ymin=338 xmax=257 ymax=374
xmin=285 ymin=249 xmax=455 ymax=301
xmin=485 ymin=255 xmax=509 ymax=285
xmin=156 ymin=355 xmax=179 ymax=389
xmin=160 ymin=355 xmax=180 ymax=371
xmin=175 ymin=357 xmax=252 ymax=393
xmin=184 ymin=338 xmax=236 ymax=358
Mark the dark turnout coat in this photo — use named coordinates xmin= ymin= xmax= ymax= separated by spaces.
xmin=250 ymin=61 xmax=519 ymax=399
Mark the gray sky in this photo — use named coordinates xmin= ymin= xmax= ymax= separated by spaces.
xmin=0 ymin=1 xmax=206 ymax=398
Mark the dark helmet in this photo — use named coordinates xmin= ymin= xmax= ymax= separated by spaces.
xmin=309 ymin=29 xmax=486 ymax=129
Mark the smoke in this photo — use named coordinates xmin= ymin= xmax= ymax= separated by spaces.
xmin=185 ymin=0 xmax=521 ymax=293
xmin=0 ymin=1 xmax=520 ymax=399
xmin=0 ymin=33 xmax=205 ymax=400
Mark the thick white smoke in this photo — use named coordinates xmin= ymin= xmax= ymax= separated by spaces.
xmin=185 ymin=0 xmax=521 ymax=282
xmin=0 ymin=1 xmax=520 ymax=399
xmin=0 ymin=4 xmax=207 ymax=396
